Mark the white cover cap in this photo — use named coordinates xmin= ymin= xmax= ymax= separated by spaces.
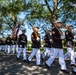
xmin=55 ymin=20 xmax=62 ymax=23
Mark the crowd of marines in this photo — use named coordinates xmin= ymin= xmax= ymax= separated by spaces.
xmin=0 ymin=20 xmax=76 ymax=74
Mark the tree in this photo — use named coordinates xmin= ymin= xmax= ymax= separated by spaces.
xmin=25 ymin=0 xmax=76 ymax=27
xmin=0 ymin=0 xmax=28 ymax=36
xmin=0 ymin=0 xmax=76 ymax=37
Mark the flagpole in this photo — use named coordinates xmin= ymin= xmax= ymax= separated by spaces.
xmin=15 ymin=20 xmax=21 ymax=53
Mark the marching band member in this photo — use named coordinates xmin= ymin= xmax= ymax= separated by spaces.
xmin=45 ymin=20 xmax=69 ymax=73
xmin=64 ymin=25 xmax=75 ymax=66
xmin=28 ymin=26 xmax=41 ymax=66
xmin=17 ymin=29 xmax=27 ymax=62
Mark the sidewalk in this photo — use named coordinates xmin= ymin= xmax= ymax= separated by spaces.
xmin=0 ymin=51 xmax=74 ymax=75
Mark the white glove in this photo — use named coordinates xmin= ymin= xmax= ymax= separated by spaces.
xmin=20 ymin=45 xmax=22 ymax=47
xmin=7 ymin=40 xmax=10 ymax=42
xmin=37 ymin=38 xmax=40 ymax=41
xmin=61 ymin=35 xmax=65 ymax=39
xmin=50 ymin=39 xmax=52 ymax=42
xmin=21 ymin=40 xmax=26 ymax=43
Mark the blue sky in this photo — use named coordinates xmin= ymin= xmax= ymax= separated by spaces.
xmin=18 ymin=12 xmax=33 ymax=41
xmin=18 ymin=9 xmax=76 ymax=41
xmin=2 ymin=0 xmax=75 ymax=40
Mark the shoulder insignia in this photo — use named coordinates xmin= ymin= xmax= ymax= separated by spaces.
xmin=31 ymin=35 xmax=34 ymax=38
xmin=66 ymin=32 xmax=68 ymax=35
xmin=52 ymin=31 xmax=55 ymax=34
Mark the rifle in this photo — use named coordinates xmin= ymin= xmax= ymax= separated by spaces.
xmin=29 ymin=23 xmax=39 ymax=39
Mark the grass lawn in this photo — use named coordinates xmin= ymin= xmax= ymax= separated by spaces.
xmin=26 ymin=46 xmax=76 ymax=53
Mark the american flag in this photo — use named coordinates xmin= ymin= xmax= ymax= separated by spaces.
xmin=12 ymin=20 xmax=17 ymax=36
xmin=16 ymin=21 xmax=21 ymax=36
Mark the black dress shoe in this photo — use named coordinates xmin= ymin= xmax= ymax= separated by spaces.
xmin=70 ymin=64 xmax=76 ymax=67
xmin=23 ymin=60 xmax=27 ymax=62
xmin=45 ymin=63 xmax=50 ymax=69
xmin=37 ymin=65 xmax=42 ymax=67
xmin=27 ymin=59 xmax=31 ymax=64
xmin=60 ymin=69 xmax=69 ymax=73
xmin=72 ymin=68 xmax=76 ymax=74
xmin=4 ymin=52 xmax=6 ymax=54
xmin=17 ymin=57 xmax=19 ymax=60
xmin=41 ymin=56 xmax=44 ymax=61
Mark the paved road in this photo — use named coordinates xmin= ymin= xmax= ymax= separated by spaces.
xmin=0 ymin=51 xmax=75 ymax=75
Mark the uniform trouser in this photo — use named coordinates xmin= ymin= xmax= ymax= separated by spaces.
xmin=74 ymin=52 xmax=76 ymax=58
xmin=2 ymin=45 xmax=5 ymax=51
xmin=28 ymin=48 xmax=41 ymax=65
xmin=11 ymin=45 xmax=16 ymax=53
xmin=5 ymin=45 xmax=10 ymax=53
xmin=64 ymin=47 xmax=75 ymax=65
xmin=7 ymin=45 xmax=11 ymax=53
xmin=46 ymin=48 xmax=67 ymax=70
xmin=17 ymin=47 xmax=26 ymax=60
xmin=42 ymin=47 xmax=52 ymax=59
xmin=4 ymin=45 xmax=6 ymax=52
xmin=4 ymin=45 xmax=7 ymax=52
xmin=16 ymin=44 xmax=18 ymax=53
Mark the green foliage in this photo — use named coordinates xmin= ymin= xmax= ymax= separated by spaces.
xmin=0 ymin=0 xmax=76 ymax=37
xmin=25 ymin=0 xmax=76 ymax=28
xmin=0 ymin=0 xmax=28 ymax=36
